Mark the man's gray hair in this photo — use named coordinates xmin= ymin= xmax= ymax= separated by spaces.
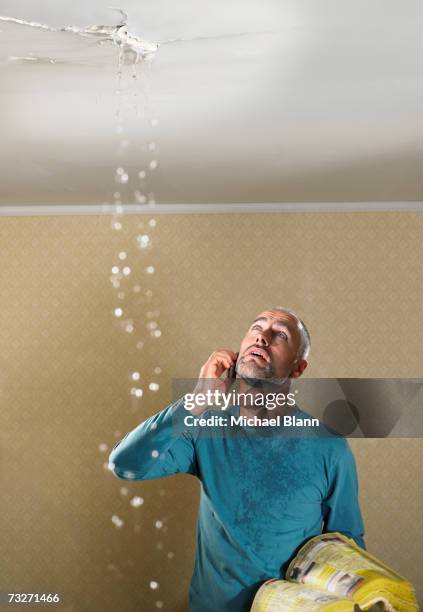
xmin=270 ymin=306 xmax=311 ymax=360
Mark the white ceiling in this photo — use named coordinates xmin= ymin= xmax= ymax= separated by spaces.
xmin=1 ymin=0 xmax=423 ymax=209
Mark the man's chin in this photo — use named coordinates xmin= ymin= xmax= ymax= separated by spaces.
xmin=237 ymin=365 xmax=271 ymax=384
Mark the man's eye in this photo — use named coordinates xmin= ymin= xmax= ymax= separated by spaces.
xmin=276 ymin=331 xmax=287 ymax=340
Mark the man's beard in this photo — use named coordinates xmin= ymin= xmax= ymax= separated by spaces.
xmin=236 ymin=359 xmax=290 ymax=387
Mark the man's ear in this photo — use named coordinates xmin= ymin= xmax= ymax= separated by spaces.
xmin=290 ymin=359 xmax=308 ymax=379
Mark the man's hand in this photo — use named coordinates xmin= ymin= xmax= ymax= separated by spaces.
xmin=188 ymin=350 xmax=238 ymax=416
xmin=198 ymin=349 xmax=238 ymax=379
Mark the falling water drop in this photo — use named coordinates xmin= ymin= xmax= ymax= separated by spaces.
xmin=114 ymin=308 xmax=123 ymax=317
xmin=98 ymin=443 xmax=108 ymax=452
xmin=155 ymin=520 xmax=163 ymax=529
xmin=149 ymin=581 xmax=159 ymax=590
xmin=145 ymin=266 xmax=155 ymax=274
xmin=120 ymin=487 xmax=129 ymax=496
xmin=134 ymin=190 xmax=147 ymax=203
xmin=111 ymin=515 xmax=124 ymax=528
xmin=118 ymin=251 xmax=127 ymax=260
xmin=151 ymin=450 xmax=159 ymax=458
xmin=131 ymin=371 xmax=141 ymax=381
xmin=130 ymin=496 xmax=144 ymax=507
xmin=137 ymin=234 xmax=151 ymax=249
xmin=149 ymin=382 xmax=160 ymax=392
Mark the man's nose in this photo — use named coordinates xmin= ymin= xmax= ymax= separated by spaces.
xmin=255 ymin=331 xmax=269 ymax=346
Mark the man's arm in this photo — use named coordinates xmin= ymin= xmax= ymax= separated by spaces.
xmin=108 ymin=396 xmax=199 ymax=481
xmin=322 ymin=442 xmax=366 ymax=550
xmin=108 ymin=349 xmax=237 ymax=482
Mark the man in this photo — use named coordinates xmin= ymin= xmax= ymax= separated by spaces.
xmin=109 ymin=307 xmax=365 ymax=611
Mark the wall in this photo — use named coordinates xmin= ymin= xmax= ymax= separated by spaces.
xmin=1 ymin=212 xmax=422 ymax=610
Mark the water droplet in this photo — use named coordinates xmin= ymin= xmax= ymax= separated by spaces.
xmin=134 ymin=190 xmax=147 ymax=204
xmin=137 ymin=234 xmax=151 ymax=248
xmin=154 ymin=367 xmax=162 ymax=375
xmin=130 ymin=496 xmax=144 ymax=507
xmin=149 ymin=382 xmax=159 ymax=392
xmin=112 ymin=266 xmax=120 ymax=274
xmin=150 ymin=581 xmax=159 ymax=590
xmin=117 ymin=291 xmax=125 ymax=299
xmin=149 ymin=160 xmax=158 ymax=170
xmin=145 ymin=266 xmax=155 ymax=274
xmin=150 ymin=422 xmax=157 ymax=430
xmin=155 ymin=601 xmax=163 ymax=609
xmin=98 ymin=443 xmax=108 ymax=452
xmin=149 ymin=218 xmax=157 ymax=227
xmin=125 ymin=323 xmax=134 ymax=333
xmin=145 ymin=290 xmax=153 ymax=298
xmin=154 ymin=330 xmax=162 ymax=338
xmin=123 ymin=470 xmax=136 ymax=479
xmin=130 ymin=387 xmax=143 ymax=398
xmin=147 ymin=321 xmax=158 ymax=330
xmin=151 ymin=450 xmax=159 ymax=458
xmin=167 ymin=552 xmax=174 ymax=559
xmin=131 ymin=371 xmax=141 ymax=381
xmin=114 ymin=308 xmax=123 ymax=317
xmin=120 ymin=487 xmax=129 ymax=496
xmin=138 ymin=170 xmax=146 ymax=179
xmin=115 ymin=167 xmax=129 ymax=184
xmin=122 ymin=266 xmax=131 ymax=276
xmin=155 ymin=520 xmax=163 ymax=529
xmin=118 ymin=251 xmax=127 ymax=260
xmin=112 ymin=221 xmax=122 ymax=231
xmin=112 ymin=515 xmax=124 ymax=528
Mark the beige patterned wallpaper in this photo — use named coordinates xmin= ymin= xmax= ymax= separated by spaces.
xmin=0 ymin=212 xmax=422 ymax=611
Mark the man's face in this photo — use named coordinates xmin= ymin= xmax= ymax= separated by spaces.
xmin=237 ymin=310 xmax=306 ymax=383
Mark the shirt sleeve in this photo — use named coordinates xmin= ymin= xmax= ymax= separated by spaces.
xmin=322 ymin=442 xmax=366 ymax=550
xmin=108 ymin=396 xmax=199 ymax=481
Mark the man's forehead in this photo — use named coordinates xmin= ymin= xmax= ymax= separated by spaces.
xmin=252 ymin=310 xmax=301 ymax=330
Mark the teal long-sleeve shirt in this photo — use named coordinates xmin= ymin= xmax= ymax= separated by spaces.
xmin=108 ymin=398 xmax=365 ymax=611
